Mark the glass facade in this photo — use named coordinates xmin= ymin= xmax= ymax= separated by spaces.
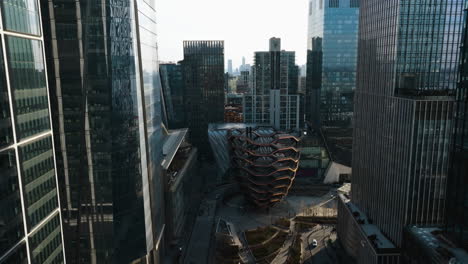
xmin=1 ymin=0 xmax=41 ymax=36
xmin=40 ymin=0 xmax=166 ymax=263
xmin=0 ymin=41 xmax=13 ymax=147
xmin=29 ymin=214 xmax=63 ymax=264
xmin=307 ymin=0 xmax=359 ymax=127
xmin=19 ymin=136 xmax=58 ymax=229
xmin=0 ymin=150 xmax=24 ymax=255
xmin=182 ymin=41 xmax=225 ymax=158
xmin=0 ymin=0 xmax=65 ymax=263
xmin=6 ymin=36 xmax=50 ymax=140
xmin=446 ymin=8 xmax=468 ymax=250
xmin=350 ymin=0 xmax=465 ymax=247
xmin=160 ymin=63 xmax=186 ymax=129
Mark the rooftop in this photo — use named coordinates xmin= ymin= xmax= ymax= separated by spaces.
xmin=339 ymin=194 xmax=396 ymax=250
xmin=408 ymin=227 xmax=468 ymax=263
xmin=161 ymin=128 xmax=189 ymax=170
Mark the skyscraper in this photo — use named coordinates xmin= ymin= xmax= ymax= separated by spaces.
xmin=446 ymin=8 xmax=468 ymax=251
xmin=306 ymin=0 xmax=359 ymax=127
xmin=0 ymin=1 xmax=65 ymax=263
xmin=338 ymin=0 xmax=466 ymax=261
xmin=306 ymin=37 xmax=323 ymax=130
xmin=305 ymin=0 xmax=359 ymax=166
xmin=244 ymin=38 xmax=301 ymax=130
xmin=227 ymin=59 xmax=233 ymax=75
xmin=41 ymin=0 xmax=166 ymax=263
xmin=182 ymin=41 xmax=225 ymax=157
xmin=160 ymin=63 xmax=186 ymax=129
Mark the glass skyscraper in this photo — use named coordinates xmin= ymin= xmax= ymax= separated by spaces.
xmin=446 ymin=8 xmax=468 ymax=251
xmin=0 ymin=0 xmax=65 ymax=263
xmin=181 ymin=41 xmax=225 ymax=158
xmin=306 ymin=0 xmax=359 ymax=127
xmin=160 ymin=63 xmax=185 ymax=129
xmin=338 ymin=1 xmax=466 ymax=260
xmin=306 ymin=0 xmax=359 ymax=166
xmin=40 ymin=0 xmax=166 ymax=263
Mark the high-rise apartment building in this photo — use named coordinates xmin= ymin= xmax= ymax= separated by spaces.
xmin=182 ymin=41 xmax=225 ymax=157
xmin=338 ymin=0 xmax=466 ymax=262
xmin=244 ymin=38 xmax=301 ymax=130
xmin=160 ymin=63 xmax=185 ymax=129
xmin=41 ymin=0 xmax=166 ymax=263
xmin=0 ymin=1 xmax=66 ymax=263
xmin=306 ymin=0 xmax=359 ymax=127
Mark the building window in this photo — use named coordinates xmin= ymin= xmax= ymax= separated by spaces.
xmin=350 ymin=0 xmax=360 ymax=8
xmin=329 ymin=0 xmax=339 ymax=8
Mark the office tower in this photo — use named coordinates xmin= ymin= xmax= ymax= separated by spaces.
xmin=160 ymin=63 xmax=186 ymax=129
xmin=244 ymin=38 xmax=301 ymax=130
xmin=41 ymin=0 xmax=166 ymax=263
xmin=182 ymin=41 xmax=225 ymax=157
xmin=446 ymin=10 xmax=468 ymax=251
xmin=306 ymin=38 xmax=323 ymax=130
xmin=0 ymin=1 xmax=66 ymax=263
xmin=306 ymin=0 xmax=358 ymax=126
xmin=338 ymin=0 xmax=466 ymax=262
xmin=227 ymin=59 xmax=233 ymax=75
xmin=306 ymin=0 xmax=359 ymax=166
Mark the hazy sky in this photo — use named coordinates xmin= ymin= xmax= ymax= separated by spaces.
xmin=157 ymin=0 xmax=309 ymax=69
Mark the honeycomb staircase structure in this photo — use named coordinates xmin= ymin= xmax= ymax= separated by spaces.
xmin=228 ymin=127 xmax=301 ymax=208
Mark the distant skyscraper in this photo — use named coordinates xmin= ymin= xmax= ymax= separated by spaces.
xmin=239 ymin=56 xmax=251 ymax=72
xmin=244 ymin=38 xmax=301 ymax=130
xmin=338 ymin=0 xmax=465 ymax=262
xmin=269 ymin=37 xmax=281 ymax=51
xmin=228 ymin=59 xmax=233 ymax=75
xmin=236 ymin=70 xmax=251 ymax=94
xmin=182 ymin=41 xmax=225 ymax=157
xmin=0 ymin=1 xmax=65 ymax=263
xmin=160 ymin=63 xmax=186 ymax=129
xmin=41 ymin=0 xmax=166 ymax=263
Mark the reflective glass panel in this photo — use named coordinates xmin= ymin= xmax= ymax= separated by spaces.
xmin=0 ymin=243 xmax=28 ymax=264
xmin=1 ymin=0 xmax=41 ymax=36
xmin=29 ymin=214 xmax=63 ymax=264
xmin=19 ymin=136 xmax=58 ymax=229
xmin=6 ymin=36 xmax=50 ymax=140
xmin=0 ymin=149 xmax=24 ymax=256
xmin=0 ymin=40 xmax=13 ymax=148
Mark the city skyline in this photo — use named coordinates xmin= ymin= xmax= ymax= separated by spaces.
xmin=157 ymin=0 xmax=309 ymax=67
xmin=1 ymin=0 xmax=468 ymax=263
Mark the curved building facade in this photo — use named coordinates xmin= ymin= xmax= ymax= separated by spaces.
xmin=229 ymin=127 xmax=300 ymax=208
